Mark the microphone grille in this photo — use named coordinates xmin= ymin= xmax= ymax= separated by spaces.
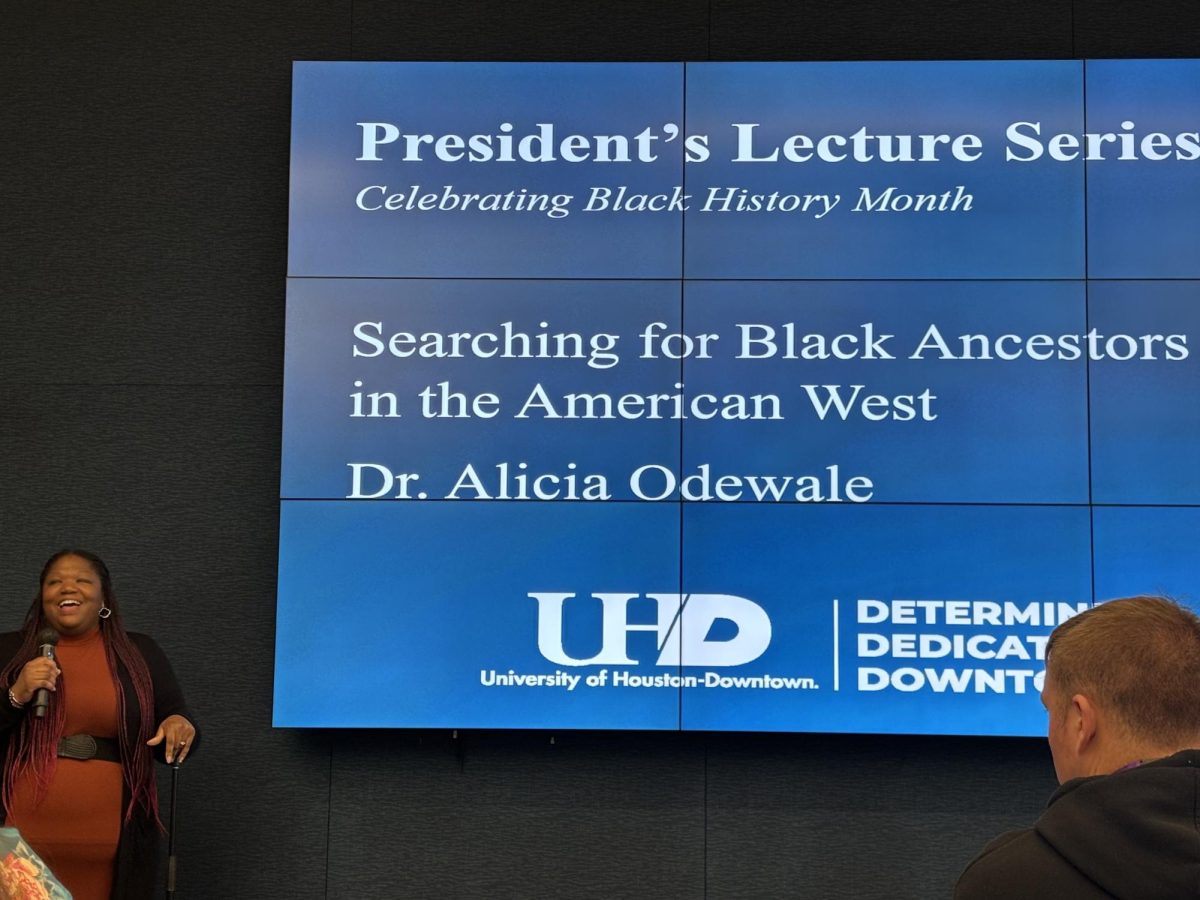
xmin=36 ymin=627 xmax=60 ymax=646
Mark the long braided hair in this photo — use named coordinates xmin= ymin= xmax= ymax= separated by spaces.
xmin=1 ymin=550 xmax=160 ymax=825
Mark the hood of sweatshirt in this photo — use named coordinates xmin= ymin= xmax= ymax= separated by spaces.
xmin=1035 ymin=748 xmax=1200 ymax=899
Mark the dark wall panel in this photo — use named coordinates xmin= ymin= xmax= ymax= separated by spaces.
xmin=704 ymin=734 xmax=1055 ymax=899
xmin=1075 ymin=0 xmax=1200 ymax=57
xmin=1 ymin=1 xmax=1196 ymax=898
xmin=350 ymin=0 xmax=710 ymax=61
xmin=0 ymin=0 xmax=347 ymax=387
xmin=709 ymin=0 xmax=1075 ymax=60
xmin=329 ymin=732 xmax=705 ymax=899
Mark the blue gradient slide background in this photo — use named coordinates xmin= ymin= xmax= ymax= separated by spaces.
xmin=278 ymin=60 xmax=1199 ymax=733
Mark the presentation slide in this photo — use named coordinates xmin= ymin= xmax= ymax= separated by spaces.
xmin=276 ymin=60 xmax=1200 ymax=734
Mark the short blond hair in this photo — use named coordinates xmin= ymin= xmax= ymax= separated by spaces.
xmin=1045 ymin=596 xmax=1200 ymax=745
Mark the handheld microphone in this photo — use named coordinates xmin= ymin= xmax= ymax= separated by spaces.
xmin=33 ymin=628 xmax=59 ymax=719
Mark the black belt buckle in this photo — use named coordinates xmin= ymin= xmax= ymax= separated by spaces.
xmin=58 ymin=734 xmax=118 ymax=762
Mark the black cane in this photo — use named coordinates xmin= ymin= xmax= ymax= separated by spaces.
xmin=165 ymin=763 xmax=180 ymax=899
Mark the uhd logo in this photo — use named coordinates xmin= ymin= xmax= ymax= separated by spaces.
xmin=530 ymin=592 xmax=771 ymax=667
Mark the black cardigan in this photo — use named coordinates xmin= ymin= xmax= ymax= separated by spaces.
xmin=0 ymin=629 xmax=198 ymax=900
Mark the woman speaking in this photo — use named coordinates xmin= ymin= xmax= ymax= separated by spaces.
xmin=0 ymin=550 xmax=198 ymax=900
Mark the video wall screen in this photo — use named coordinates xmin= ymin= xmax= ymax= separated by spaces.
xmin=276 ymin=60 xmax=1200 ymax=734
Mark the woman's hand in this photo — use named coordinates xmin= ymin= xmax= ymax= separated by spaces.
xmin=147 ymin=714 xmax=196 ymax=764
xmin=10 ymin=656 xmax=61 ymax=706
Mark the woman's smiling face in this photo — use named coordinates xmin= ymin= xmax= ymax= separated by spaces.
xmin=41 ymin=554 xmax=104 ymax=636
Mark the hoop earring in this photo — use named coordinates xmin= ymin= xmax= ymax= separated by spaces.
xmin=98 ymin=606 xmax=112 ymax=620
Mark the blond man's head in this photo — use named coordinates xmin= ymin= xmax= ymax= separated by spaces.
xmin=1043 ymin=596 xmax=1200 ymax=773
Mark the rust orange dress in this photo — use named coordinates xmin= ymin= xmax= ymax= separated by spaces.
xmin=6 ymin=629 xmax=124 ymax=900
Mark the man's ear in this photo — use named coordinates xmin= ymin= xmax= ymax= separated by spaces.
xmin=1071 ymin=693 xmax=1099 ymax=755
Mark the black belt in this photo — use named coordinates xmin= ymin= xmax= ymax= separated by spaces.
xmin=57 ymin=734 xmax=120 ymax=763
